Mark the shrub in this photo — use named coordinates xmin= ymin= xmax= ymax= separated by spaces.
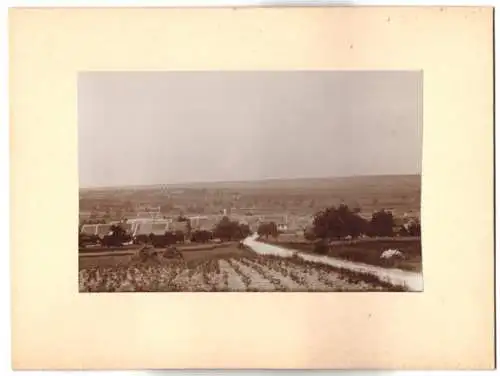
xmin=369 ymin=209 xmax=395 ymax=237
xmin=257 ymin=222 xmax=279 ymax=239
xmin=313 ymin=240 xmax=329 ymax=255
xmin=213 ymin=216 xmax=249 ymax=241
xmin=303 ymin=227 xmax=316 ymax=241
xmin=133 ymin=246 xmax=163 ymax=264
xmin=134 ymin=234 xmax=150 ymax=245
xmin=407 ymin=221 xmax=421 ymax=236
xmin=191 ymin=230 xmax=213 ymax=243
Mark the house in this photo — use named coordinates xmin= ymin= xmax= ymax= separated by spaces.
xmin=167 ymin=220 xmax=190 ymax=233
xmin=80 ymin=224 xmax=98 ymax=236
xmin=277 ymin=223 xmax=288 ymax=232
xmin=133 ymin=222 xmax=169 ymax=237
xmin=189 ymin=216 xmax=218 ymax=231
xmin=96 ymin=224 xmax=112 ymax=238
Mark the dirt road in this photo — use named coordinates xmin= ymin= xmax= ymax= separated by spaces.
xmin=243 ymin=233 xmax=424 ymax=291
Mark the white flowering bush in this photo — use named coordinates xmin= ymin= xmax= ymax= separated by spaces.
xmin=380 ymin=249 xmax=404 ymax=259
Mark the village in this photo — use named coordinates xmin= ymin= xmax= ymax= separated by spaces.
xmin=79 ymin=202 xmax=420 ymax=248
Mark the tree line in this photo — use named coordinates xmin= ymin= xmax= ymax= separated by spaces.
xmin=307 ymin=204 xmax=420 ymax=241
xmin=255 ymin=204 xmax=420 ymax=243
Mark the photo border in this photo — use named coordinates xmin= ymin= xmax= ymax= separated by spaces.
xmin=9 ymin=6 xmax=495 ymax=370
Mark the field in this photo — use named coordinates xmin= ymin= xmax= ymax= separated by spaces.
xmin=78 ymin=242 xmax=243 ymax=269
xmin=263 ymin=237 xmax=422 ymax=273
xmin=79 ymin=245 xmax=406 ymax=292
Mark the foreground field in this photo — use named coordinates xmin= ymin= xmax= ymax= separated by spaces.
xmin=79 ymin=247 xmax=405 ymax=292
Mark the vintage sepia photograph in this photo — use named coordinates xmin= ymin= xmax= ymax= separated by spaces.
xmin=78 ymin=71 xmax=423 ymax=293
xmin=11 ymin=6 xmax=494 ymax=370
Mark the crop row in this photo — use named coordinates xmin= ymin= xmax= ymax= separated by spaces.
xmin=79 ymin=255 xmax=403 ymax=292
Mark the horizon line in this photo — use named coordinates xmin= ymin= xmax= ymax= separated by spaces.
xmin=79 ymin=172 xmax=421 ymax=190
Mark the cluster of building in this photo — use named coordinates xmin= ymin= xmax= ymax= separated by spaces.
xmin=79 ymin=205 xmax=315 ymax=239
xmin=80 ymin=201 xmax=420 ymax=241
xmin=80 ymin=217 xmax=191 ymax=238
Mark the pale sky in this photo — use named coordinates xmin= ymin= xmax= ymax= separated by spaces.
xmin=78 ymin=71 xmax=422 ymax=188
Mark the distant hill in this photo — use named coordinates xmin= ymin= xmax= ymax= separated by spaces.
xmin=81 ymin=174 xmax=421 ymax=192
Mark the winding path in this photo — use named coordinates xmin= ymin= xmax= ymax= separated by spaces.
xmin=242 ymin=233 xmax=424 ymax=291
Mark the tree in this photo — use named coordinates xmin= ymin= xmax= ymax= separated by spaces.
xmin=191 ymin=230 xmax=213 ymax=243
xmin=163 ymin=231 xmax=177 ymax=245
xmin=257 ymin=223 xmax=267 ymax=238
xmin=213 ymin=216 xmax=248 ymax=241
xmin=174 ymin=230 xmax=185 ymax=243
xmin=101 ymin=224 xmax=131 ymax=247
xmin=369 ymin=209 xmax=395 ymax=237
xmin=348 ymin=213 xmax=369 ymax=238
xmin=257 ymin=222 xmax=279 ymax=239
xmin=213 ymin=216 xmax=232 ymax=241
xmin=312 ymin=204 xmax=368 ymax=240
xmin=407 ymin=220 xmax=421 ymax=237
xmin=398 ymin=225 xmax=410 ymax=237
xmin=269 ymin=222 xmax=279 ymax=238
xmin=304 ymin=226 xmax=316 ymax=241
xmin=110 ymin=224 xmax=127 ymax=237
xmin=134 ymin=234 xmax=150 ymax=244
xmin=238 ymin=223 xmax=251 ymax=239
xmin=177 ymin=215 xmax=192 ymax=236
